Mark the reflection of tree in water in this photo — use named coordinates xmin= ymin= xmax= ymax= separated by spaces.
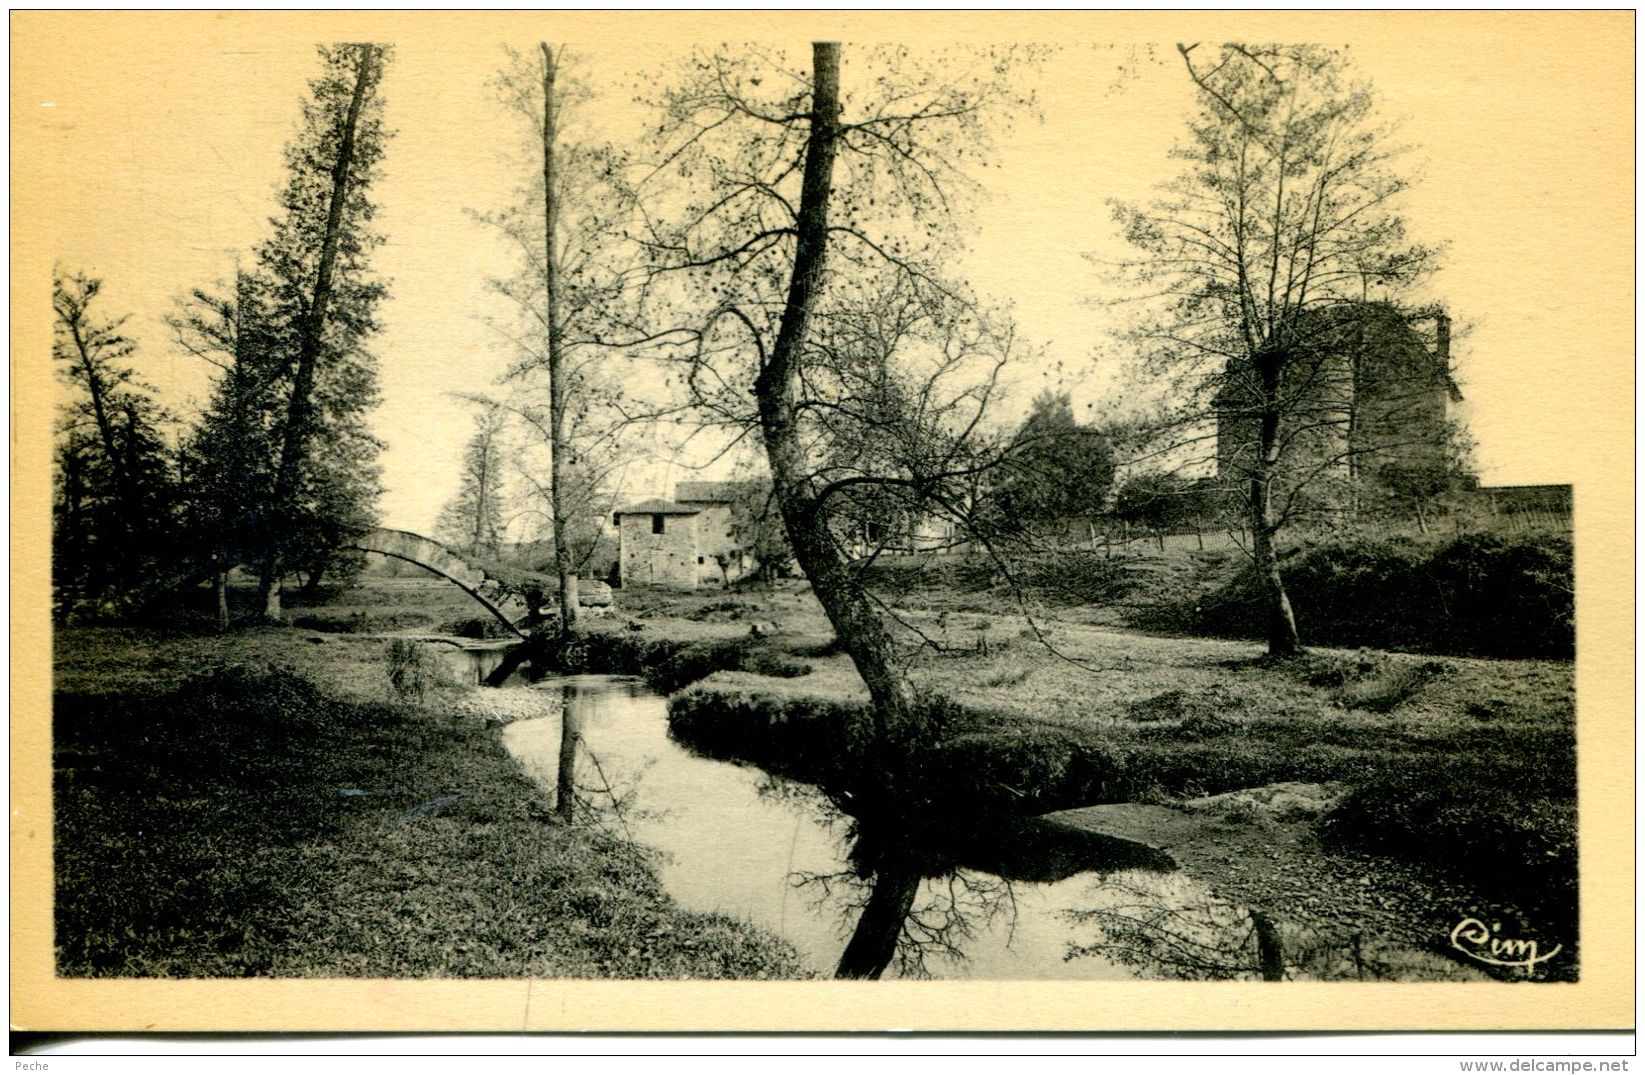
xmin=751 ymin=772 xmax=846 ymax=819
xmin=754 ymin=771 xmax=1194 ymax=980
xmin=792 ymin=862 xmax=1021 ymax=980
xmin=564 ymin=741 xmax=658 ymax=842
xmin=789 ymin=816 xmax=1022 ymax=980
xmin=562 ymin=681 xmax=677 ymax=834
xmin=1064 ymin=876 xmax=1282 ymax=981
xmin=1064 ymin=876 xmax=1488 ymax=982
xmin=549 ymin=699 xmax=660 ymax=854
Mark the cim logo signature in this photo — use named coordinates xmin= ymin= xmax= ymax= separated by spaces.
xmin=1449 ymin=917 xmax=1562 ymax=974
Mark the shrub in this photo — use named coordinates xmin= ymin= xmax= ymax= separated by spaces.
xmin=669 ymin=686 xmax=1132 ymax=819
xmin=645 ymin=637 xmax=809 ymax=694
xmin=667 ymin=686 xmax=876 ymax=788
xmin=531 ymin=629 xmax=811 ymax=694
xmin=384 ymin=639 xmax=437 ymax=702
xmin=917 ymin=725 xmax=1130 ymax=816
xmin=1135 ymin=530 xmax=1573 ymax=658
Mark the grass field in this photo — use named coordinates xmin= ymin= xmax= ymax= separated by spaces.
xmin=53 ymin=554 xmax=1576 ymax=978
xmin=606 ymin=569 xmax=1577 ymax=941
xmin=53 ymin=620 xmax=808 ymax=979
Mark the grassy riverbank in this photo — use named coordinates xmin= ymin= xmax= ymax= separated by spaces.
xmin=53 ymin=624 xmax=808 ymax=979
xmin=592 ymin=575 xmax=1578 ymax=960
xmin=53 ymin=563 xmax=1576 ymax=979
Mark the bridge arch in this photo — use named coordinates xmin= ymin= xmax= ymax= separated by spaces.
xmin=341 ymin=528 xmax=527 ymax=641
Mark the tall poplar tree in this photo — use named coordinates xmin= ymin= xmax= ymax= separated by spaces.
xmin=254 ymin=42 xmax=392 ymax=618
xmin=481 ymin=44 xmax=635 ymax=634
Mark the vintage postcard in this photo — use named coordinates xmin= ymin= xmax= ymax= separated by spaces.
xmin=10 ymin=10 xmax=1633 ymax=1034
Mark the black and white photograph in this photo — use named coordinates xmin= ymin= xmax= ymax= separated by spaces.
xmin=11 ymin=9 xmax=1632 ymax=1035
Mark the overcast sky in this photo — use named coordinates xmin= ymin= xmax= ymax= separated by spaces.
xmin=19 ymin=12 xmax=1632 ymax=534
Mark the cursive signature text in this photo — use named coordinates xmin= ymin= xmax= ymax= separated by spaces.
xmin=1450 ymin=917 xmax=1562 ymax=974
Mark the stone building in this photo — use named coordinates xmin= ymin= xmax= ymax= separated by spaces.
xmin=1215 ymin=302 xmax=1462 ymax=509
xmin=611 ymin=498 xmax=703 ymax=588
xmin=612 ymin=482 xmax=763 ymax=588
xmin=675 ymin=480 xmax=760 ymax=582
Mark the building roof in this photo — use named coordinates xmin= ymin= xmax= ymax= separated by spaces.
xmin=674 ymin=479 xmax=762 ymax=504
xmin=612 ymin=497 xmax=701 ymax=519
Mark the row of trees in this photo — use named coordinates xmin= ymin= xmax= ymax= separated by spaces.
xmin=384 ymin=37 xmax=1467 ymax=671
xmin=53 ymin=44 xmax=391 ymax=624
xmin=52 ymin=40 xmax=1461 ymax=680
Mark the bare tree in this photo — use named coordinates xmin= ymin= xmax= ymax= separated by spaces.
xmin=434 ymin=402 xmax=508 ymax=559
xmin=627 ymin=42 xmax=1038 ymax=776
xmin=1111 ymin=43 xmax=1446 ymax=656
xmin=479 ymin=44 xmax=638 ymax=633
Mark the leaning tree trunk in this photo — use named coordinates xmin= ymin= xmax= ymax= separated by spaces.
xmin=1251 ymin=383 xmax=1301 ymax=657
xmin=753 ymin=42 xmax=920 ymax=767
xmin=259 ymin=45 xmax=377 ymax=620
xmin=540 ymin=43 xmax=580 ymax=634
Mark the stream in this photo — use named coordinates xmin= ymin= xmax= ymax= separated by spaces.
xmin=495 ymin=672 xmax=1482 ymax=981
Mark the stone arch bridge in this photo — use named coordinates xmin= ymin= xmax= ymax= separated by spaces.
xmin=340 ymin=527 xmax=526 ymax=640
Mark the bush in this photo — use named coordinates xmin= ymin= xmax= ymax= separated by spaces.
xmin=1136 ymin=530 xmax=1573 ymax=658
xmin=529 ymin=628 xmax=811 ymax=694
xmin=669 ymin=686 xmax=1133 ymax=819
xmin=667 ymin=686 xmax=878 ymax=791
xmin=384 ymin=639 xmax=439 ymax=702
xmin=646 ymin=637 xmax=810 ymax=694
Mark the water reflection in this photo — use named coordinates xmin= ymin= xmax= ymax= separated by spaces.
xmin=554 ymin=691 xmax=580 ymax=822
xmin=1063 ymin=875 xmax=1284 ymax=980
xmin=499 ymin=675 xmax=1481 ymax=982
xmin=794 ymin=811 xmax=1182 ymax=979
xmin=1062 ymin=875 xmax=1488 ymax=982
